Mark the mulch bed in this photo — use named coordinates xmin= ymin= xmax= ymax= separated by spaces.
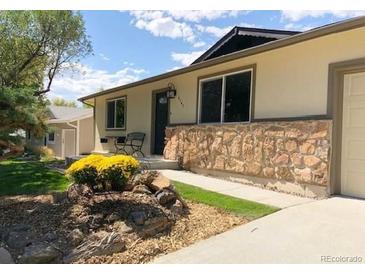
xmin=0 ymin=192 xmax=246 ymax=264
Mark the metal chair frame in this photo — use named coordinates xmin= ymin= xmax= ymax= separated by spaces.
xmin=114 ymin=132 xmax=145 ymax=157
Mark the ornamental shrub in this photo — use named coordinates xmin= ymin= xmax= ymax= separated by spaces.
xmin=97 ymin=155 xmax=140 ymax=191
xmin=66 ymin=154 xmax=140 ymax=192
xmin=66 ymin=154 xmax=106 ymax=189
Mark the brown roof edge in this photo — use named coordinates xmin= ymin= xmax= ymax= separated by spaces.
xmin=79 ymin=16 xmax=365 ymax=102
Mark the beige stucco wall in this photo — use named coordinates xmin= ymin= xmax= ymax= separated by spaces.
xmin=79 ymin=116 xmax=94 ymax=154
xmin=26 ymin=123 xmax=78 ymax=159
xmin=46 ymin=127 xmax=63 ymax=158
xmin=93 ymin=26 xmax=365 ymax=154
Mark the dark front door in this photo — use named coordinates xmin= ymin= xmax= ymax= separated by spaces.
xmin=153 ymin=91 xmax=169 ymax=155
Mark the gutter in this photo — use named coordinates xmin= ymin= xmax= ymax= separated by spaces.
xmin=66 ymin=122 xmax=77 ymax=129
xmin=78 ymin=16 xmax=365 ymax=102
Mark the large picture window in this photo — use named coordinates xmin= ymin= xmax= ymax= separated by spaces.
xmin=106 ymin=97 xmax=126 ymax=129
xmin=199 ymin=69 xmax=252 ymax=124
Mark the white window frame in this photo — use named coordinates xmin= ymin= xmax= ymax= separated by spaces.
xmin=47 ymin=132 xmax=55 ymax=144
xmin=197 ymin=68 xmax=253 ymax=124
xmin=106 ymin=96 xmax=126 ymax=130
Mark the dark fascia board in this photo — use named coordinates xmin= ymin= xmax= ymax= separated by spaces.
xmin=235 ymin=26 xmax=301 ymax=36
xmin=79 ymin=16 xmax=365 ymax=102
xmin=191 ymin=26 xmax=300 ymax=65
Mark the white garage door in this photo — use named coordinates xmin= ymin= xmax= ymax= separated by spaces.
xmin=341 ymin=72 xmax=365 ymax=198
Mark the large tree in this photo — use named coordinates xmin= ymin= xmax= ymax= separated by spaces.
xmin=51 ymin=98 xmax=77 ymax=108
xmin=0 ymin=11 xmax=92 ymax=141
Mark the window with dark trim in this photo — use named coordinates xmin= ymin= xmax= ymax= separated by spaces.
xmin=106 ymin=97 xmax=126 ymax=129
xmin=47 ymin=132 xmax=55 ymax=143
xmin=199 ymin=69 xmax=252 ymax=123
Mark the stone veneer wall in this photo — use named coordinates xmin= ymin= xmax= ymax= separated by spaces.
xmin=164 ymin=120 xmax=332 ymax=197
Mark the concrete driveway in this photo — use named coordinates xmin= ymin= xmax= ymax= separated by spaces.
xmin=154 ymin=197 xmax=365 ymax=263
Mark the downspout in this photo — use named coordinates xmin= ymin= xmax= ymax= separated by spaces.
xmin=79 ymin=99 xmax=95 ymax=153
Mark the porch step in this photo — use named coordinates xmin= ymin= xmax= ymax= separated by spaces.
xmin=139 ymin=158 xmax=180 ymax=170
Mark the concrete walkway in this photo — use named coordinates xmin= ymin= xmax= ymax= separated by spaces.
xmin=159 ymin=169 xmax=313 ymax=208
xmin=154 ymin=197 xmax=365 ymax=263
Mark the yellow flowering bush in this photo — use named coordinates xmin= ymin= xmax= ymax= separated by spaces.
xmin=66 ymin=154 xmax=106 ymax=189
xmin=97 ymin=155 xmax=140 ymax=190
xmin=66 ymin=154 xmax=140 ymax=191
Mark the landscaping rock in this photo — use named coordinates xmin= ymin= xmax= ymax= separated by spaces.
xmin=67 ymin=184 xmax=93 ymax=203
xmin=140 ymin=216 xmax=172 ymax=237
xmin=106 ymin=213 xmax=121 ymax=223
xmin=169 ymin=200 xmax=184 ymax=215
xmin=12 ymin=224 xmax=32 ymax=232
xmin=112 ymin=221 xmax=133 ymax=234
xmin=130 ymin=211 xmax=147 ymax=226
xmin=155 ymin=189 xmax=177 ymax=206
xmin=123 ymin=183 xmax=134 ymax=191
xmin=132 ymin=184 xmax=152 ymax=195
xmin=89 ymin=213 xmax=104 ymax=229
xmin=18 ymin=242 xmax=62 ymax=264
xmin=3 ymin=225 xmax=33 ymax=249
xmin=66 ymin=231 xmax=125 ymax=262
xmin=129 ymin=171 xmax=158 ymax=187
xmin=0 ymin=247 xmax=14 ymax=264
xmin=44 ymin=232 xmax=58 ymax=242
xmin=149 ymin=174 xmax=172 ymax=192
xmin=68 ymin=229 xmax=84 ymax=247
xmin=52 ymin=192 xmax=68 ymax=204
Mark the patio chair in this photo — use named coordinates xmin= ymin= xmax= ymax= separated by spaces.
xmin=114 ymin=132 xmax=145 ymax=157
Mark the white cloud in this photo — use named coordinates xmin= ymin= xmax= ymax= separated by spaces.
xmin=281 ymin=10 xmax=365 ymax=22
xmin=128 ymin=11 xmax=248 ymax=45
xmin=193 ymin=41 xmax=206 ymax=48
xmin=284 ymin=23 xmax=314 ymax=31
xmin=196 ymin=22 xmax=259 ymax=38
xmin=99 ymin=53 xmax=110 ymax=61
xmin=123 ymin=61 xmax=135 ymax=66
xmin=47 ymin=63 xmax=148 ymax=101
xmin=196 ymin=24 xmax=233 ymax=38
xmin=171 ymin=50 xmax=205 ymax=66
xmin=166 ymin=66 xmax=182 ymax=72
xmin=166 ymin=10 xmax=242 ymax=22
xmin=239 ymin=22 xmax=260 ymax=28
xmin=135 ymin=16 xmax=196 ymax=43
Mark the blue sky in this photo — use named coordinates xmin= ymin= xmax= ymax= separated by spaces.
xmin=48 ymin=10 xmax=365 ymax=103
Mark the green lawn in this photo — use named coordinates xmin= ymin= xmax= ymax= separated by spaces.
xmin=173 ymin=181 xmax=278 ymax=220
xmin=0 ymin=159 xmax=70 ymax=196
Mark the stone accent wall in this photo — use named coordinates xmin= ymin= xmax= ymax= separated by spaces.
xmin=164 ymin=120 xmax=332 ymax=188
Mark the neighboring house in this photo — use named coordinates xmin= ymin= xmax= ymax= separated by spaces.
xmin=79 ymin=16 xmax=365 ymax=199
xmin=26 ymin=106 xmax=94 ymax=159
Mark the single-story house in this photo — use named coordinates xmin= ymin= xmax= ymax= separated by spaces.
xmin=26 ymin=106 xmax=94 ymax=159
xmin=79 ymin=16 xmax=365 ymax=199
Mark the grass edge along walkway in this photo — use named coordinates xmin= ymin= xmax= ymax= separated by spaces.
xmin=173 ymin=181 xmax=279 ymax=220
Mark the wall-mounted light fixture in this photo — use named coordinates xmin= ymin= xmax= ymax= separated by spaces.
xmin=166 ymin=82 xmax=177 ymax=98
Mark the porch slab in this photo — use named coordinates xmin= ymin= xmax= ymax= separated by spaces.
xmin=159 ymin=169 xmax=315 ymax=209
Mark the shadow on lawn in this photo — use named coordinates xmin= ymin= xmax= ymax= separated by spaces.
xmin=0 ymin=159 xmax=70 ymax=196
